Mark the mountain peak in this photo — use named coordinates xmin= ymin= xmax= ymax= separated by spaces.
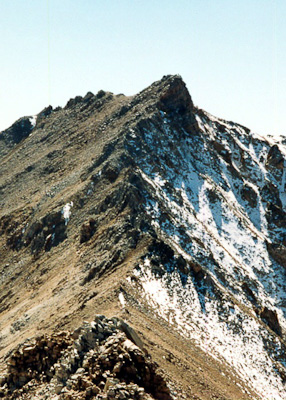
xmin=158 ymin=74 xmax=193 ymax=111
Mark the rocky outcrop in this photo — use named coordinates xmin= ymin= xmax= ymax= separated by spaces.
xmin=0 ymin=316 xmax=172 ymax=400
xmin=260 ymin=307 xmax=282 ymax=337
xmin=266 ymin=145 xmax=284 ymax=170
xmin=211 ymin=140 xmax=232 ymax=164
xmin=0 ymin=206 xmax=70 ymax=254
xmin=0 ymin=117 xmax=34 ymax=158
xmin=157 ymin=75 xmax=196 ymax=133
xmin=241 ymin=183 xmax=258 ymax=208
xmin=79 ymin=218 xmax=96 ymax=244
xmin=158 ymin=75 xmax=193 ymax=116
xmin=267 ymin=242 xmax=286 ymax=267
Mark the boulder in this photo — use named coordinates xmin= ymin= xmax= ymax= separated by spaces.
xmin=80 ymin=218 xmax=96 ymax=244
xmin=260 ymin=307 xmax=282 ymax=336
xmin=267 ymin=242 xmax=286 ymax=267
xmin=266 ymin=145 xmax=284 ymax=169
xmin=241 ymin=183 xmax=258 ymax=208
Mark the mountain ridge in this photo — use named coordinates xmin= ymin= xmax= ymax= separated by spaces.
xmin=1 ymin=75 xmax=286 ymax=399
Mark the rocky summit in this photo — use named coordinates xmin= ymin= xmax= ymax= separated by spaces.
xmin=1 ymin=75 xmax=286 ymax=399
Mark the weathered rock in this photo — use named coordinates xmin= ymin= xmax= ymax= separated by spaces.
xmin=260 ymin=307 xmax=282 ymax=336
xmin=79 ymin=218 xmax=96 ymax=244
xmin=261 ymin=181 xmax=281 ymax=206
xmin=0 ymin=116 xmax=34 ymax=149
xmin=267 ymin=242 xmax=286 ymax=267
xmin=21 ymin=210 xmax=67 ymax=254
xmin=158 ymin=75 xmax=193 ymax=116
xmin=117 ymin=320 xmax=144 ymax=351
xmin=3 ymin=317 xmax=172 ymax=399
xmin=102 ymin=163 xmax=120 ymax=183
xmin=212 ymin=140 xmax=232 ymax=164
xmin=188 ymin=259 xmax=203 ymax=278
xmin=157 ymin=75 xmax=195 ymax=133
xmin=266 ymin=145 xmax=284 ymax=169
xmin=241 ymin=183 xmax=258 ymax=208
xmin=241 ymin=282 xmax=257 ymax=304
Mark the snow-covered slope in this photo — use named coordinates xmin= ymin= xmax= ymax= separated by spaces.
xmin=123 ymin=77 xmax=286 ymax=399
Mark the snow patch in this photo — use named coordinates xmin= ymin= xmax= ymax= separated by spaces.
xmin=29 ymin=115 xmax=37 ymax=128
xmin=62 ymin=202 xmax=73 ymax=225
xmin=135 ymin=263 xmax=286 ymax=400
xmin=118 ymin=292 xmax=126 ymax=308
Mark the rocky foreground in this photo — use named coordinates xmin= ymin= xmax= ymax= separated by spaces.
xmin=0 ymin=316 xmax=171 ymax=400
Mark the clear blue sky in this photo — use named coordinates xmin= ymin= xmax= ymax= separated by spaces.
xmin=1 ymin=1 xmax=285 ymax=136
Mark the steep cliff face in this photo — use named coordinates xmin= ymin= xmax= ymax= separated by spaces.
xmin=124 ymin=89 xmax=286 ymax=399
xmin=1 ymin=75 xmax=286 ymax=399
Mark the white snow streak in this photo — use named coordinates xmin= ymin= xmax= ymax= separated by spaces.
xmin=118 ymin=292 xmax=126 ymax=308
xmin=29 ymin=115 xmax=37 ymax=128
xmin=62 ymin=201 xmax=73 ymax=225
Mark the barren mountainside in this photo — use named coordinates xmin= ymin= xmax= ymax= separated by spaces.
xmin=1 ymin=75 xmax=286 ymax=399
